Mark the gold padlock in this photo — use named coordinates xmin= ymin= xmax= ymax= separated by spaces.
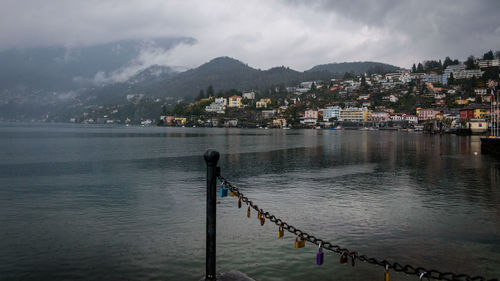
xmin=384 ymin=265 xmax=390 ymax=281
xmin=351 ymin=254 xmax=355 ymax=267
xmin=278 ymin=225 xmax=284 ymax=238
xmin=230 ymin=190 xmax=236 ymax=197
xmin=340 ymin=252 xmax=348 ymax=264
xmin=238 ymin=197 xmax=242 ymax=208
xmin=294 ymin=235 xmax=305 ymax=248
xmin=257 ymin=211 xmax=261 ymax=220
xmin=260 ymin=215 xmax=265 ymax=226
xmin=247 ymin=206 xmax=251 ymax=218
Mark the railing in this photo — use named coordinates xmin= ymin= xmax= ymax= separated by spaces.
xmin=204 ymin=149 xmax=498 ymax=281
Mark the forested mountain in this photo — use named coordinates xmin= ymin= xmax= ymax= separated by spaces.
xmin=308 ymin=61 xmax=400 ymax=75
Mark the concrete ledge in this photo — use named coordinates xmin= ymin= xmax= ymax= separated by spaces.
xmin=200 ymin=270 xmax=256 ymax=281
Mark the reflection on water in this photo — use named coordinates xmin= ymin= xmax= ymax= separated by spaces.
xmin=0 ymin=124 xmax=499 ymax=281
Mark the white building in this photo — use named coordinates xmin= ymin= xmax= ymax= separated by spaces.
xmin=205 ymin=97 xmax=227 ymax=114
xmin=322 ymin=106 xmax=341 ymax=120
xmin=242 ymin=92 xmax=256 ymax=100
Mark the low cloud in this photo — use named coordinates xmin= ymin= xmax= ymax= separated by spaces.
xmin=1 ymin=0 xmax=499 ymax=70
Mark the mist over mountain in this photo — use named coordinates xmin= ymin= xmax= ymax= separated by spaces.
xmin=0 ymin=37 xmax=193 ymax=92
xmin=0 ymin=39 xmax=402 ymax=121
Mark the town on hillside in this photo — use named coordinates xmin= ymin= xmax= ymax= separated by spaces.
xmin=159 ymin=51 xmax=500 ymax=134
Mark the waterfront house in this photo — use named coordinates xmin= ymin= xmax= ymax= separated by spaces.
xmin=301 ymin=109 xmax=318 ymax=125
xmin=372 ymin=112 xmax=390 ymax=122
xmin=459 ymin=108 xmax=474 ymax=120
xmin=418 ymin=109 xmax=440 ymax=121
xmin=390 ymin=113 xmax=405 ymax=122
xmin=404 ymin=115 xmax=418 ymax=124
xmin=322 ymin=106 xmax=341 ymax=121
xmin=339 ymin=107 xmax=372 ymax=122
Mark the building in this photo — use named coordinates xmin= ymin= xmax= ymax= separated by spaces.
xmin=418 ymin=109 xmax=440 ymax=121
xmin=459 ymin=108 xmax=474 ymax=120
xmin=382 ymin=94 xmax=399 ymax=103
xmin=474 ymin=107 xmax=490 ymax=119
xmin=261 ymin=110 xmax=276 ymax=119
xmin=228 ymin=95 xmax=242 ymax=108
xmin=372 ymin=112 xmax=390 ymax=122
xmin=322 ymin=106 xmax=341 ymax=120
xmin=256 ymin=98 xmax=271 ymax=109
xmin=242 ymin=92 xmax=256 ymax=100
xmin=272 ymin=118 xmax=287 ymax=128
xmin=339 ymin=107 xmax=371 ymax=122
xmin=390 ymin=113 xmax=405 ymax=121
xmin=404 ymin=115 xmax=418 ymax=124
xmin=205 ymin=97 xmax=227 ymax=114
xmin=301 ymin=109 xmax=318 ymax=125
xmin=478 ymin=59 xmax=500 ymax=68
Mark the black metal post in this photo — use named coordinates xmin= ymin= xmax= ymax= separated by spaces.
xmin=204 ymin=149 xmax=220 ymax=281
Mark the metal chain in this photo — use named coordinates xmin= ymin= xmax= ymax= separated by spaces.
xmin=218 ymin=174 xmax=498 ymax=281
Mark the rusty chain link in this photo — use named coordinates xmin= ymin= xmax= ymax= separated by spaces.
xmin=218 ymin=174 xmax=498 ymax=281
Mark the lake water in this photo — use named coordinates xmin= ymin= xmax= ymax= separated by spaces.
xmin=0 ymin=123 xmax=499 ymax=281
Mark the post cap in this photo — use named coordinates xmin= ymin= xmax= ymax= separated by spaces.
xmin=204 ymin=149 xmax=220 ymax=165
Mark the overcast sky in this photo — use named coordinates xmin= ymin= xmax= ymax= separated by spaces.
xmin=1 ymin=0 xmax=500 ymax=70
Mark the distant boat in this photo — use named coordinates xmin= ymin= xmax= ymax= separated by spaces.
xmin=359 ymin=127 xmax=369 ymax=131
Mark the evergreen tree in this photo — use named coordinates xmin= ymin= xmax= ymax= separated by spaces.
xmin=483 ymin=50 xmax=494 ymax=60
xmin=448 ymin=72 xmax=455 ymax=85
xmin=465 ymin=55 xmax=476 ymax=69
xmin=207 ymin=85 xmax=214 ymax=97
xmin=412 ymin=64 xmax=417 ymax=73
xmin=417 ymin=63 xmax=424 ymax=73
xmin=196 ymin=89 xmax=205 ymax=101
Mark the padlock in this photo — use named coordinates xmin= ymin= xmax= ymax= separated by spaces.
xmin=384 ymin=265 xmax=390 ymax=281
xmin=278 ymin=225 xmax=284 ymax=238
xmin=316 ymin=243 xmax=324 ymax=265
xmin=220 ymin=187 xmax=228 ymax=197
xmin=257 ymin=211 xmax=261 ymax=220
xmin=238 ymin=197 xmax=242 ymax=208
xmin=230 ymin=190 xmax=237 ymax=197
xmin=295 ymin=235 xmax=305 ymax=248
xmin=259 ymin=215 xmax=265 ymax=226
xmin=340 ymin=252 xmax=348 ymax=264
xmin=351 ymin=254 xmax=355 ymax=267
xmin=247 ymin=206 xmax=251 ymax=218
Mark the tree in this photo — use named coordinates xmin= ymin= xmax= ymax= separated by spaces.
xmin=310 ymin=82 xmax=316 ymax=92
xmin=442 ymin=56 xmax=459 ymax=70
xmin=412 ymin=64 xmax=417 ymax=73
xmin=465 ymin=55 xmax=476 ymax=69
xmin=196 ymin=89 xmax=205 ymax=101
xmin=416 ymin=63 xmax=424 ymax=73
xmin=483 ymin=50 xmax=494 ymax=60
xmin=495 ymin=51 xmax=500 ymax=59
xmin=448 ymin=72 xmax=455 ymax=85
xmin=161 ymin=105 xmax=168 ymax=116
xmin=206 ymin=85 xmax=214 ymax=97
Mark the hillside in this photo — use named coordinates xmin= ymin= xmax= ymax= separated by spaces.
xmin=308 ymin=61 xmax=400 ymax=75
xmin=155 ymin=57 xmax=332 ymax=97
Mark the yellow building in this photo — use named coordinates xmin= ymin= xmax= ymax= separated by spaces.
xmin=339 ymin=107 xmax=372 ymax=122
xmin=256 ymin=98 xmax=271 ymax=109
xmin=474 ymin=108 xmax=490 ymax=119
xmin=228 ymin=95 xmax=242 ymax=108
xmin=455 ymin=98 xmax=468 ymax=105
xmin=174 ymin=117 xmax=187 ymax=125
